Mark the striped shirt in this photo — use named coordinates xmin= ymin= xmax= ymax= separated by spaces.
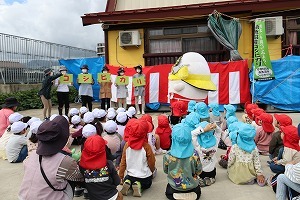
xmin=56 ymin=155 xmax=83 ymax=182
xmin=285 ymin=162 xmax=300 ymax=184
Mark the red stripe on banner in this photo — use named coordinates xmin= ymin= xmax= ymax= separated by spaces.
xmin=106 ymin=61 xmax=250 ymax=105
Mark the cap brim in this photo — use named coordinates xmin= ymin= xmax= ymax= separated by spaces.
xmin=183 ymin=79 xmax=217 ymax=91
xmin=170 ymin=143 xmax=194 ymax=159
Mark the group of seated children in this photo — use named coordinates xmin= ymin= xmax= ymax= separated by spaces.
xmin=4 ymin=100 xmax=299 ymax=200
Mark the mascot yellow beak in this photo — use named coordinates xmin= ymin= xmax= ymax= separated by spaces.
xmin=169 ymin=64 xmax=217 ymax=91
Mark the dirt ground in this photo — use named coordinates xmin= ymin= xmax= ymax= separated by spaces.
xmin=1 ymin=103 xmax=299 ymax=200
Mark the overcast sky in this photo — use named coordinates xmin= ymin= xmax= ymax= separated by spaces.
xmin=0 ymin=0 xmax=106 ymax=50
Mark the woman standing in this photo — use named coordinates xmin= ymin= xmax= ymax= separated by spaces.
xmin=38 ymin=68 xmax=62 ymax=120
xmin=78 ymin=65 xmax=94 ymax=112
xmin=56 ymin=66 xmax=72 ymax=116
xmin=133 ymin=65 xmax=146 ymax=114
xmin=99 ymin=66 xmax=112 ymax=110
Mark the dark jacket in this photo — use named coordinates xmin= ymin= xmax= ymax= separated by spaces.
xmin=39 ymin=73 xmax=62 ymax=99
xmin=269 ymin=131 xmax=283 ymax=158
xmin=80 ymin=160 xmax=120 ymax=200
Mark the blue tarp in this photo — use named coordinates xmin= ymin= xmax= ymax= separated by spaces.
xmin=59 ymin=57 xmax=105 ymax=101
xmin=249 ymin=55 xmax=300 ymax=111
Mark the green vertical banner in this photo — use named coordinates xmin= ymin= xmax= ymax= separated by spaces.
xmin=253 ymin=19 xmax=275 ymax=80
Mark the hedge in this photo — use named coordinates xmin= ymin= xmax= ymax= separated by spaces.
xmin=0 ymin=87 xmax=78 ymax=111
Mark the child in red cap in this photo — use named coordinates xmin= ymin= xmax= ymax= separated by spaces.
xmin=169 ymin=101 xmax=187 ymax=126
xmin=269 ymin=125 xmax=300 ymax=174
xmin=269 ymin=114 xmax=292 ymax=161
xmin=79 ymin=135 xmax=123 ymax=200
xmin=251 ymin=108 xmax=265 ymax=129
xmin=155 ymin=114 xmax=172 ymax=151
xmin=119 ymin=118 xmax=156 ymax=197
xmin=254 ymin=113 xmax=275 ymax=155
xmin=242 ymin=103 xmax=258 ymax=124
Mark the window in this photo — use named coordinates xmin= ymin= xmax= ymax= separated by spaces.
xmin=286 ymin=17 xmax=300 ymax=45
xmin=147 ymin=25 xmax=221 ymax=54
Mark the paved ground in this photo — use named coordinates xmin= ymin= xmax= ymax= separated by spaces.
xmin=1 ymin=103 xmax=299 ymax=200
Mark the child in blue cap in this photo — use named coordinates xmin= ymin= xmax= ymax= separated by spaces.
xmin=221 ymin=104 xmax=236 ymax=131
xmin=194 ymin=102 xmax=210 ymax=123
xmin=191 ymin=121 xmax=222 ymax=187
xmin=187 ymin=100 xmax=196 ymax=115
xmin=208 ymin=103 xmax=222 ymax=126
xmin=182 ymin=112 xmax=201 ymax=130
xmin=163 ymin=123 xmax=202 ymax=200
xmin=227 ymin=123 xmax=266 ymax=186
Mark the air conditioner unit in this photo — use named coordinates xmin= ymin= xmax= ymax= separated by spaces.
xmin=119 ymin=30 xmax=141 ymax=47
xmin=257 ymin=16 xmax=284 ymax=36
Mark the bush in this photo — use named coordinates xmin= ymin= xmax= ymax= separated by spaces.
xmin=0 ymin=87 xmax=78 ymax=111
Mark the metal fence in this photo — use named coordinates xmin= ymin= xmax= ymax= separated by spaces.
xmin=0 ymin=33 xmax=97 ymax=84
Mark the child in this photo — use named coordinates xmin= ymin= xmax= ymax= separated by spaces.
xmin=182 ymin=112 xmax=201 ymax=130
xmin=69 ymin=115 xmax=83 ymax=145
xmin=99 ymin=66 xmax=112 ymax=110
xmin=92 ymin=108 xmax=107 ymax=124
xmin=194 ymin=102 xmax=210 ymax=122
xmin=269 ymin=125 xmax=300 ymax=174
xmin=116 ymin=112 xmax=128 ymax=138
xmin=102 ymin=120 xmax=122 ymax=155
xmin=269 ymin=114 xmax=292 ymax=160
xmin=127 ymin=106 xmax=137 ymax=119
xmin=6 ymin=121 xmax=28 ymax=163
xmin=187 ymin=100 xmax=196 ymax=115
xmin=79 ymin=106 xmax=88 ymax=119
xmin=227 ymin=123 xmax=266 ymax=186
xmin=169 ymin=101 xmax=187 ymax=126
xmin=27 ymin=121 xmax=42 ymax=155
xmin=141 ymin=114 xmax=165 ymax=155
xmin=219 ymin=116 xmax=238 ymax=150
xmin=83 ymin=112 xmax=95 ymax=125
xmin=117 ymin=107 xmax=126 ymax=114
xmin=0 ymin=112 xmax=24 ymax=160
xmin=255 ymin=113 xmax=275 ymax=155
xmin=192 ymin=121 xmax=221 ymax=187
xmin=208 ymin=103 xmax=222 ymax=126
xmin=68 ymin=107 xmax=79 ymax=123
xmin=107 ymin=111 xmax=116 ymax=121
xmin=221 ymin=104 xmax=236 ymax=131
xmin=164 ymin=123 xmax=202 ymax=200
xmin=79 ymin=135 xmax=122 ymax=200
xmin=251 ymin=108 xmax=265 ymax=129
xmin=133 ymin=65 xmax=146 ymax=115
xmin=115 ymin=68 xmax=128 ymax=108
xmin=119 ymin=118 xmax=156 ymax=197
xmin=155 ymin=114 xmax=172 ymax=151
xmin=242 ymin=103 xmax=258 ymax=124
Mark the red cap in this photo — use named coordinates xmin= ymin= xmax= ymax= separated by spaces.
xmin=171 ymin=101 xmax=188 ymax=117
xmin=127 ymin=119 xmax=149 ymax=150
xmin=245 ymin=103 xmax=259 ymax=120
xmin=258 ymin=113 xmax=275 ymax=133
xmin=281 ymin=125 xmax=300 ymax=151
xmin=274 ymin=114 xmax=292 ymax=127
xmin=252 ymin=108 xmax=265 ymax=125
xmin=140 ymin=114 xmax=154 ymax=132
xmin=80 ymin=135 xmax=107 ymax=170
xmin=124 ymin=118 xmax=138 ymax=142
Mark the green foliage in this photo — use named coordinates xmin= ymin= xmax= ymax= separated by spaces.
xmin=0 ymin=87 xmax=78 ymax=111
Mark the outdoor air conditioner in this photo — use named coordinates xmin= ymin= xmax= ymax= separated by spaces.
xmin=119 ymin=30 xmax=141 ymax=47
xmin=257 ymin=16 xmax=284 ymax=36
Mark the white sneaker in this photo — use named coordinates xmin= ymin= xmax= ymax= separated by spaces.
xmin=173 ymin=192 xmax=197 ymax=200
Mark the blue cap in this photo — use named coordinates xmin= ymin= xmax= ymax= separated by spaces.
xmin=170 ymin=123 xmax=195 ymax=159
xmin=196 ymin=121 xmax=216 ymax=149
xmin=195 ymin=102 xmax=209 ymax=119
xmin=188 ymin=100 xmax=196 ymax=113
xmin=227 ymin=116 xmax=238 ymax=128
xmin=224 ymin=104 xmax=236 ymax=119
xmin=183 ymin=112 xmax=200 ymax=129
xmin=237 ymin=123 xmax=256 ymax=153
xmin=208 ymin=103 xmax=220 ymax=117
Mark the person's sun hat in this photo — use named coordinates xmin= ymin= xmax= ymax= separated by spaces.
xmin=82 ymin=124 xmax=97 ymax=138
xmin=69 ymin=108 xmax=79 ymax=116
xmin=80 ymin=107 xmax=88 ymax=115
xmin=1 ymin=97 xmax=20 ymax=108
xmin=71 ymin=115 xmax=81 ymax=125
xmin=245 ymin=103 xmax=259 ymax=120
xmin=80 ymin=64 xmax=89 ymax=70
xmin=236 ymin=123 xmax=256 ymax=153
xmin=224 ymin=104 xmax=236 ymax=119
xmin=226 ymin=116 xmax=238 ymax=128
xmin=10 ymin=121 xmax=27 ymax=134
xmin=104 ymin=120 xmax=118 ymax=133
xmin=27 ymin=117 xmax=40 ymax=126
xmin=183 ymin=112 xmax=200 ymax=129
xmin=140 ymin=114 xmax=154 ymax=132
xmin=80 ymin=135 xmax=107 ymax=170
xmin=127 ymin=106 xmax=136 ymax=116
xmin=107 ymin=108 xmax=115 ymax=113
xmin=43 ymin=68 xmax=52 ymax=75
xmin=188 ymin=100 xmax=196 ymax=113
xmin=197 ymin=121 xmax=217 ymax=149
xmin=116 ymin=112 xmax=128 ymax=123
xmin=8 ymin=112 xmax=23 ymax=124
xmin=274 ymin=114 xmax=292 ymax=127
xmin=252 ymin=108 xmax=265 ymax=125
xmin=29 ymin=120 xmax=43 ymax=134
xmin=258 ymin=113 xmax=275 ymax=133
xmin=208 ymin=103 xmax=220 ymax=117
xmin=49 ymin=114 xmax=58 ymax=121
xmin=126 ymin=111 xmax=132 ymax=118
xmin=171 ymin=101 xmax=188 ymax=117
xmin=126 ymin=119 xmax=149 ymax=150
xmin=36 ymin=116 xmax=69 ymax=156
xmin=83 ymin=112 xmax=95 ymax=124
xmin=170 ymin=123 xmax=195 ymax=158
xmin=59 ymin=66 xmax=67 ymax=72
xmin=92 ymin=108 xmax=106 ymax=119
xmin=106 ymin=111 xmax=116 ymax=120
xmin=116 ymin=107 xmax=126 ymax=114
xmin=195 ymin=102 xmax=209 ymax=119
xmin=281 ymin=125 xmax=300 ymax=151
